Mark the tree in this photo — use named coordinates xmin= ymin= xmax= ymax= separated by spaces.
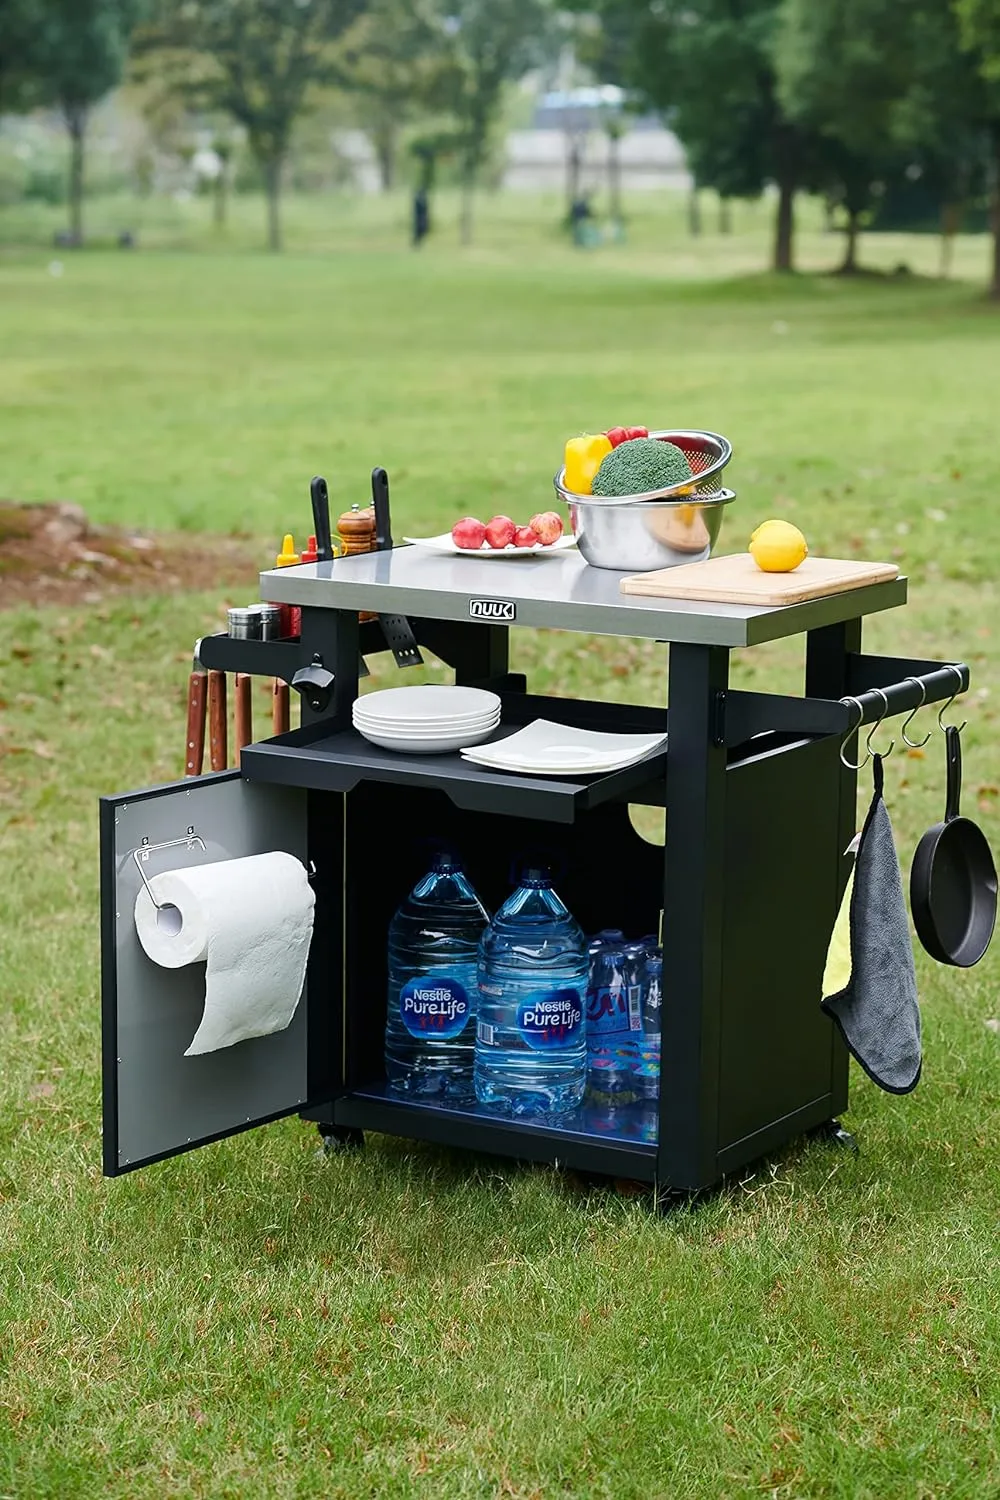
xmin=26 ymin=0 xmax=144 ymax=244
xmin=136 ymin=0 xmax=367 ymax=251
xmin=340 ymin=0 xmax=453 ymax=191
xmin=957 ymin=0 xmax=1000 ymax=298
xmin=438 ymin=0 xmax=557 ymax=245
xmin=776 ymin=0 xmax=920 ymax=273
xmin=0 ymin=0 xmax=44 ymax=115
xmin=577 ymin=0 xmax=823 ymax=274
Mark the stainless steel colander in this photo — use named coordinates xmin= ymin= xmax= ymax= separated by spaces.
xmin=553 ymin=428 xmax=733 ymax=507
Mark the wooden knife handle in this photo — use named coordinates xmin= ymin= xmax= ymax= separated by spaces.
xmin=185 ymin=670 xmax=207 ymax=776
xmin=234 ymin=673 xmax=252 ymax=763
xmin=208 ymin=670 xmax=228 ymax=771
xmin=272 ymin=678 xmax=290 ymax=737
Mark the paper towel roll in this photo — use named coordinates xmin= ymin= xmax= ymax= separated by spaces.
xmin=134 ymin=851 xmax=315 ymax=1056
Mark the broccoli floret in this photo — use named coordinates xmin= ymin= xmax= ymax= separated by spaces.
xmin=591 ymin=437 xmax=693 ymax=497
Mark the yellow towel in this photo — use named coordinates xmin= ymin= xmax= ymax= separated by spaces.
xmin=822 ymin=865 xmax=856 ymax=1000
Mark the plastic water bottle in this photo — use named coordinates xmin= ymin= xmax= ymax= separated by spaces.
xmin=586 ymin=942 xmax=638 ymax=1106
xmin=475 ymin=866 xmax=588 ymax=1116
xmin=636 ymin=953 xmax=662 ymax=1103
xmin=385 ymin=851 xmax=489 ymax=1101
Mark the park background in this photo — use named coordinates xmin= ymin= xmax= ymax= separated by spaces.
xmin=2 ymin=2 xmax=1000 ymax=1496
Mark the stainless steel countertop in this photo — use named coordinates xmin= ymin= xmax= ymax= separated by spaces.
xmin=260 ymin=547 xmax=907 ymax=648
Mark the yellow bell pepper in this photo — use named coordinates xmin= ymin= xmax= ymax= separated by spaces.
xmin=564 ymin=433 xmax=612 ymax=495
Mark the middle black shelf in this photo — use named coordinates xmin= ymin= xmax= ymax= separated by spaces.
xmin=240 ymin=692 xmax=669 ymax=821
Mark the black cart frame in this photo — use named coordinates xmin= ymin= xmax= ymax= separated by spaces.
xmin=101 ymin=546 xmax=967 ymax=1195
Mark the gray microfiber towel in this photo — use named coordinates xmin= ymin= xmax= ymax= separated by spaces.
xmin=822 ymin=754 xmax=922 ymax=1094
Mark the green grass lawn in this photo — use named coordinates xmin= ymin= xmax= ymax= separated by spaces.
xmin=2 ymin=197 xmax=1000 ymax=1498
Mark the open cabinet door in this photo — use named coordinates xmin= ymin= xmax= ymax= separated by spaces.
xmin=101 ymin=773 xmax=336 ymax=1175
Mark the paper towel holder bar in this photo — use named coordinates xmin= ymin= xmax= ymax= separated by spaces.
xmin=131 ymin=828 xmax=207 ymax=911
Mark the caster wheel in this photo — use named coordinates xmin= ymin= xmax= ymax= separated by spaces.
xmin=819 ymin=1118 xmax=859 ymax=1155
xmin=317 ymin=1125 xmax=365 ymax=1156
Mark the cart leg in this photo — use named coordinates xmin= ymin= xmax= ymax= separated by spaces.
xmin=317 ymin=1124 xmax=365 ymax=1155
xmin=815 ymin=1118 xmax=859 ymax=1155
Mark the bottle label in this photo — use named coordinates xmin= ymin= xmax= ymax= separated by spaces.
xmin=516 ymin=988 xmax=583 ymax=1051
xmin=627 ymin=984 xmax=643 ymax=1031
xmin=399 ymin=974 xmax=470 ymax=1040
xmin=586 ymin=983 xmax=630 ymax=1041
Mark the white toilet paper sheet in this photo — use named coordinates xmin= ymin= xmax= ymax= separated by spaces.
xmin=134 ymin=851 xmax=315 ymax=1056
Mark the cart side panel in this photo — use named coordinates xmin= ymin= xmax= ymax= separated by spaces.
xmin=101 ymin=774 xmax=314 ymax=1175
xmin=716 ymin=735 xmax=843 ymax=1162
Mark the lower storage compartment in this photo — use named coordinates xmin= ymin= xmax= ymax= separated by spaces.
xmin=335 ymin=1084 xmax=658 ymax=1181
xmin=335 ymin=782 xmax=665 ymax=1163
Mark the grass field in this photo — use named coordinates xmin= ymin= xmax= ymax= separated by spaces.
xmin=2 ymin=194 xmax=1000 ymax=1498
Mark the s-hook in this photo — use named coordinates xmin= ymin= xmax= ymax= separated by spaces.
xmin=937 ymin=664 xmax=968 ymax=736
xmin=839 ymin=696 xmax=869 ymax=771
xmin=901 ymin=677 xmax=932 ymax=749
xmin=865 ymin=688 xmax=895 ymax=760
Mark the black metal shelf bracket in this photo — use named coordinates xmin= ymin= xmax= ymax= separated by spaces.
xmin=713 ymin=656 xmax=970 ymax=749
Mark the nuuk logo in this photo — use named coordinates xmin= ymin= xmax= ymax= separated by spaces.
xmin=469 ymin=598 xmax=516 ymax=622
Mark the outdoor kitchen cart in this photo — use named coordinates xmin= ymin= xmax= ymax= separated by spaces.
xmin=101 ymin=545 xmax=971 ymax=1197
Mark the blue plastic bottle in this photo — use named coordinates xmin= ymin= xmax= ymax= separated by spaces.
xmin=636 ymin=953 xmax=662 ymax=1103
xmin=475 ymin=866 xmax=588 ymax=1116
xmin=385 ymin=851 xmax=489 ymax=1101
xmin=586 ymin=942 xmax=638 ymax=1105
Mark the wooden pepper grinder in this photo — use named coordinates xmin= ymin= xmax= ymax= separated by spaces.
xmin=337 ymin=502 xmax=377 ymax=622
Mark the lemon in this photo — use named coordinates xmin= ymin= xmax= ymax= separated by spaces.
xmin=749 ymin=518 xmax=808 ymax=573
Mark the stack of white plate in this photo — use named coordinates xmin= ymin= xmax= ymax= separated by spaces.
xmin=352 ymin=685 xmax=502 ymax=755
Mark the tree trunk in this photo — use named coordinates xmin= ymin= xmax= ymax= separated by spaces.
xmin=688 ymin=188 xmax=701 ymax=236
xmin=66 ymin=107 xmax=86 ymax=246
xmin=719 ymin=197 xmax=731 ymax=233
xmin=264 ymin=154 xmax=283 ymax=252
xmin=939 ymin=202 xmax=960 ymax=280
xmin=566 ymin=134 xmax=583 ymax=215
xmin=840 ymin=210 xmax=860 ymax=274
xmin=213 ymin=169 xmax=228 ymax=228
xmin=460 ymin=164 xmax=475 ymax=246
xmin=608 ymin=132 xmax=622 ymax=223
xmin=374 ymin=121 xmax=396 ymax=192
xmin=773 ymin=169 xmax=795 ymax=272
xmin=990 ymin=126 xmax=1000 ymax=301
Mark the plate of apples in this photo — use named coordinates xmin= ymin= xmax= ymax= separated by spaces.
xmin=404 ymin=511 xmax=574 ymax=559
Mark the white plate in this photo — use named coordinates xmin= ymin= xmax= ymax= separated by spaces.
xmin=353 ymin=717 xmax=501 ymax=739
xmin=355 ymin=723 xmax=499 ymax=755
xmin=458 ymin=719 xmax=667 ymax=776
xmin=403 ymin=533 xmax=577 ymax=559
xmin=355 ymin=705 xmax=503 ymax=729
xmin=355 ymin=685 xmax=500 ymax=722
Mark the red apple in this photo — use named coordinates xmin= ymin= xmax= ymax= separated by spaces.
xmin=528 ymin=510 xmax=564 ymax=546
xmin=514 ymin=525 xmax=540 ymax=548
xmin=451 ymin=517 xmax=486 ymax=550
xmin=485 ymin=514 xmax=516 ymax=549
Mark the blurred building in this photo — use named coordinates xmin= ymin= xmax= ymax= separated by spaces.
xmin=504 ymin=87 xmax=690 ymax=194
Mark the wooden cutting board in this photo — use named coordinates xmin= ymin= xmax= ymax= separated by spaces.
xmin=620 ymin=553 xmax=899 ymax=608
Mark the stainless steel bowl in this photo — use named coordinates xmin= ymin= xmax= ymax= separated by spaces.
xmin=569 ymin=489 xmax=736 ymax=572
xmin=553 ymin=428 xmax=733 ymax=507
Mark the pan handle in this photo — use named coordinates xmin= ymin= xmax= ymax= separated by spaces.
xmin=945 ymin=724 xmax=963 ymax=823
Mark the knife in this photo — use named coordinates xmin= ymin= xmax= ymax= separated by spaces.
xmin=184 ymin=640 xmax=207 ymax=776
xmin=311 ymin=473 xmax=369 ymax=678
xmin=371 ymin=466 xmax=422 ymax=670
xmin=208 ymin=669 xmax=228 ymax=771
